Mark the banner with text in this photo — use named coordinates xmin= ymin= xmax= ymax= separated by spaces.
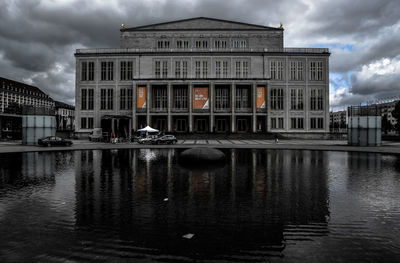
xmin=193 ymin=87 xmax=209 ymax=109
xmin=137 ymin=86 xmax=146 ymax=109
xmin=257 ymin=86 xmax=266 ymax=109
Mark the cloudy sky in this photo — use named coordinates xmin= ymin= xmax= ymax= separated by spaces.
xmin=1 ymin=0 xmax=399 ymax=109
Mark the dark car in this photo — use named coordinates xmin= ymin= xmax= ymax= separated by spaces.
xmin=38 ymin=136 xmax=73 ymax=147
xmin=152 ymin=135 xmax=177 ymax=145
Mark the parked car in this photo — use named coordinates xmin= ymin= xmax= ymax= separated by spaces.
xmin=38 ymin=136 xmax=73 ymax=147
xmin=152 ymin=135 xmax=177 ymax=145
xmin=138 ymin=136 xmax=153 ymax=144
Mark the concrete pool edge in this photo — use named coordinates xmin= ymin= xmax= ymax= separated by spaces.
xmin=0 ymin=140 xmax=400 ymax=155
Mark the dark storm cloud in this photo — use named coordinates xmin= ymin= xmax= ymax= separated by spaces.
xmin=0 ymin=0 xmax=399 ymax=106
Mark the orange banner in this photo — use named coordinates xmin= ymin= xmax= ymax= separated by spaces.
xmin=137 ymin=86 xmax=146 ymax=109
xmin=193 ymin=87 xmax=209 ymax=109
xmin=257 ymin=86 xmax=265 ymax=109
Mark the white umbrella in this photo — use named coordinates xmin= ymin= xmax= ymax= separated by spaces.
xmin=137 ymin=126 xmax=159 ymax=133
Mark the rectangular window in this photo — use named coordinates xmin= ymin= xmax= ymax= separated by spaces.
xmin=155 ymin=61 xmax=161 ymax=78
xmin=290 ymin=89 xmax=304 ymax=110
xmin=88 ymin=118 xmax=94 ymax=129
xmin=194 ymin=61 xmax=208 ymax=78
xmin=243 ymin=61 xmax=248 ymax=78
xmin=81 ymin=62 xmax=87 ymax=81
xmin=310 ymin=61 xmax=324 ymax=81
xmin=215 ymin=61 xmax=221 ymax=78
xmin=81 ymin=89 xmax=87 ymax=110
xmin=88 ymin=62 xmax=95 ymax=81
xmin=152 ymin=86 xmax=167 ymax=110
xmin=120 ymin=89 xmax=126 ymax=110
xmin=120 ymin=61 xmax=133 ymax=80
xmin=173 ymin=86 xmax=188 ymax=109
xmin=202 ymin=61 xmax=208 ymax=78
xmin=311 ymin=117 xmax=324 ymax=129
xmin=195 ymin=61 xmax=201 ymax=78
xmin=176 ymin=40 xmax=189 ymax=49
xmin=157 ymin=40 xmax=170 ymax=49
xmin=214 ymin=40 xmax=227 ymax=49
xmin=119 ymin=88 xmax=133 ymax=110
xmin=223 ymin=61 xmax=228 ymax=78
xmin=81 ymin=62 xmax=95 ymax=81
xmin=270 ymin=88 xmax=284 ymax=110
xmin=236 ymin=87 xmax=250 ymax=109
xmin=215 ymin=87 xmax=230 ymax=110
xmin=107 ymin=89 xmax=113 ymax=110
xmin=154 ymin=59 xmax=170 ymax=78
xmin=100 ymin=89 xmax=113 ymax=110
xmin=101 ymin=61 xmax=114 ymax=81
xmin=195 ymin=40 xmax=208 ymax=49
xmin=127 ymin=89 xmax=133 ymax=110
xmin=290 ymin=61 xmax=304 ymax=81
xmin=88 ymin=89 xmax=94 ymax=110
xmin=291 ymin=118 xmax=304 ymax=129
xmin=81 ymin=118 xmax=87 ymax=129
xmin=183 ymin=61 xmax=188 ymax=78
xmin=235 ymin=61 xmax=241 ymax=78
xmin=175 ymin=61 xmax=181 ymax=78
xmin=270 ymin=61 xmax=284 ymax=80
xmin=176 ymin=119 xmax=187 ymax=132
xmin=271 ymin=117 xmax=284 ymax=129
xmin=233 ymin=40 xmax=247 ymax=48
xmin=162 ymin=61 xmax=168 ymax=78
xmin=235 ymin=61 xmax=249 ymax=78
xmin=311 ymin=89 xmax=323 ymax=110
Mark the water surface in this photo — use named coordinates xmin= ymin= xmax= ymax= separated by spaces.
xmin=0 ymin=149 xmax=399 ymax=262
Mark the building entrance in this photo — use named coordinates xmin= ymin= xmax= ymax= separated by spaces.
xmin=194 ymin=116 xmax=209 ymax=132
xmin=215 ymin=116 xmax=230 ymax=133
xmin=152 ymin=116 xmax=167 ymax=132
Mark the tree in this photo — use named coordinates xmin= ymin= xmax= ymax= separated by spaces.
xmin=392 ymin=101 xmax=400 ymax=135
xmin=382 ymin=114 xmax=393 ymax=134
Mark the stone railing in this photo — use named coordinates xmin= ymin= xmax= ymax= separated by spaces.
xmin=76 ymin=47 xmax=329 ymax=54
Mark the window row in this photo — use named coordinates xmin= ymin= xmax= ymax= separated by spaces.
xmin=271 ymin=88 xmax=323 ymax=111
xmin=155 ymin=60 xmax=250 ymax=79
xmin=270 ymin=60 xmax=324 ymax=81
xmin=271 ymin=117 xmax=324 ymax=129
xmin=81 ymin=61 xmax=134 ymax=81
xmin=156 ymin=39 xmax=248 ymax=49
xmin=81 ymin=87 xmax=325 ymax=111
xmin=81 ymin=59 xmax=325 ymax=81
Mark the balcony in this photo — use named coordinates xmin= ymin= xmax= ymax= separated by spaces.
xmin=172 ymin=108 xmax=188 ymax=113
xmin=235 ymin=108 xmax=252 ymax=113
xmin=151 ymin=108 xmax=167 ymax=113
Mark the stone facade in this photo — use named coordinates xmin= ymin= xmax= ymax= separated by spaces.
xmin=75 ymin=17 xmax=330 ymax=138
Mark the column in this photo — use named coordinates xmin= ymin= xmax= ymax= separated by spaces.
xmin=189 ymin=82 xmax=193 ymax=132
xmin=146 ymin=83 xmax=150 ymax=126
xmin=132 ymin=81 xmax=137 ymax=131
xmin=167 ymin=83 xmax=172 ymax=132
xmin=231 ymin=83 xmax=235 ymax=133
xmin=210 ymin=81 xmax=214 ymax=132
xmin=252 ymin=82 xmax=257 ymax=133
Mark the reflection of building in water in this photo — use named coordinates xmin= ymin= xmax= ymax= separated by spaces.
xmin=74 ymin=149 xmax=329 ymax=256
xmin=0 ymin=152 xmax=57 ymax=187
